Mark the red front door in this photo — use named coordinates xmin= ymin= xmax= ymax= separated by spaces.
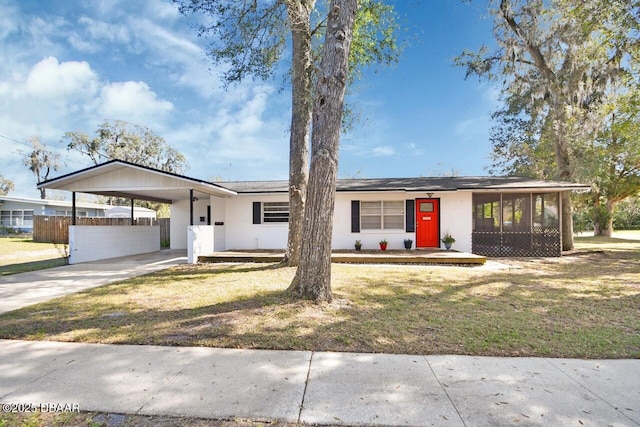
xmin=415 ymin=199 xmax=440 ymax=248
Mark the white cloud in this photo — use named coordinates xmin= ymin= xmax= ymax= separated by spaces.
xmin=372 ymin=146 xmax=396 ymax=156
xmin=68 ymin=16 xmax=134 ymax=53
xmin=98 ymin=81 xmax=173 ymax=126
xmin=79 ymin=16 xmax=131 ymax=44
xmin=143 ymin=0 xmax=182 ymax=20
xmin=0 ymin=0 xmax=19 ymax=40
xmin=406 ymin=142 xmax=426 ymax=156
xmin=0 ymin=57 xmax=103 ymax=149
xmin=454 ymin=118 xmax=474 ymax=135
xmin=481 ymin=83 xmax=501 ymax=106
xmin=0 ymin=0 xmax=292 ymax=195
xmin=67 ymin=33 xmax=99 ymax=53
xmin=25 ymin=57 xmax=99 ymax=98
xmin=69 ymin=1 xmax=253 ymax=102
xmin=454 ymin=116 xmax=490 ymax=139
xmin=162 ymin=84 xmax=289 ymax=180
xmin=150 ymin=22 xmax=201 ymax=54
xmin=130 ymin=17 xmax=224 ymax=100
xmin=215 ymin=86 xmax=284 ymax=161
xmin=23 ymin=16 xmax=69 ymax=55
xmin=219 ymin=87 xmax=271 ymax=136
xmin=0 ymin=55 xmax=174 ymax=153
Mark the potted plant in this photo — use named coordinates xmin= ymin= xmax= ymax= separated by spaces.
xmin=441 ymin=232 xmax=455 ymax=250
xmin=354 ymin=240 xmax=362 ymax=251
xmin=403 ymin=238 xmax=413 ymax=250
xmin=379 ymin=238 xmax=388 ymax=251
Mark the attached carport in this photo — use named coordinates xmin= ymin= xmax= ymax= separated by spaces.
xmin=38 ymin=160 xmax=237 ymax=264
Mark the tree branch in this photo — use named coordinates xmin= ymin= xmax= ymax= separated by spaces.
xmin=499 ymin=0 xmax=556 ymax=82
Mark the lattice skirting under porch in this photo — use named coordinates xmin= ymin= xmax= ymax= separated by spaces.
xmin=472 ymin=228 xmax=561 ymax=257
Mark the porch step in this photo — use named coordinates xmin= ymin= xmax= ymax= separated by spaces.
xmin=198 ymin=250 xmax=486 ymax=266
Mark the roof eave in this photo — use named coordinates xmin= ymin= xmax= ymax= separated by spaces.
xmin=38 ymin=159 xmax=238 ymax=199
xmin=467 ymin=185 xmax=591 ymax=193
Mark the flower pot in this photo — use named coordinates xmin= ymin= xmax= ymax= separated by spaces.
xmin=404 ymin=241 xmax=412 ymax=250
xmin=444 ymin=242 xmax=452 ymax=250
xmin=355 ymin=245 xmax=362 ymax=251
xmin=379 ymin=243 xmax=388 ymax=251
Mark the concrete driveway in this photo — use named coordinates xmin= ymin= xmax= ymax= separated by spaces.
xmin=0 ymin=250 xmax=186 ymax=314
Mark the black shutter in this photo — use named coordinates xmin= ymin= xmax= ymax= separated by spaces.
xmin=351 ymin=200 xmax=360 ymax=233
xmin=253 ymin=202 xmax=261 ymax=224
xmin=406 ymin=200 xmax=415 ymax=232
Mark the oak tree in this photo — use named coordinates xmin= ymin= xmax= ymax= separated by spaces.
xmin=288 ymin=0 xmax=358 ymax=301
xmin=456 ymin=0 xmax=639 ymax=250
xmin=63 ymin=119 xmax=188 ymax=174
xmin=174 ymin=0 xmax=401 ymax=266
xmin=21 ymin=137 xmax=61 ymax=199
xmin=583 ymin=87 xmax=640 ymax=236
xmin=0 ymin=175 xmax=14 ymax=196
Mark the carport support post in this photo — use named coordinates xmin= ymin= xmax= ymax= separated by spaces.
xmin=71 ymin=192 xmax=76 ymax=225
xmin=130 ymin=199 xmax=135 ymax=226
xmin=189 ymin=189 xmax=194 ymax=226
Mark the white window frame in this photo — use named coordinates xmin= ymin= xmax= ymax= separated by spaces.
xmin=53 ymin=210 xmax=89 ymax=217
xmin=263 ymin=201 xmax=289 ymax=223
xmin=360 ymin=200 xmax=404 ymax=230
xmin=0 ymin=210 xmax=10 ymax=227
xmin=22 ymin=210 xmax=34 ymax=228
xmin=0 ymin=210 xmax=34 ymax=228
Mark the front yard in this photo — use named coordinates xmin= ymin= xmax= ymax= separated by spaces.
xmin=0 ymin=236 xmax=638 ymax=359
xmin=0 ymin=237 xmax=66 ymax=276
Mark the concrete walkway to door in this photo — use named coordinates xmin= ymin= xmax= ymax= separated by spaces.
xmin=0 ymin=250 xmax=187 ymax=314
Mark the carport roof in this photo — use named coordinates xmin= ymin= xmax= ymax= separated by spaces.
xmin=38 ymin=160 xmax=237 ymax=204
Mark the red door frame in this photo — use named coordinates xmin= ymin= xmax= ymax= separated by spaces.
xmin=415 ymin=198 xmax=440 ymax=248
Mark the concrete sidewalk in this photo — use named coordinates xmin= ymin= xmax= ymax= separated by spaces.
xmin=0 ymin=250 xmax=187 ymax=314
xmin=0 ymin=339 xmax=638 ymax=426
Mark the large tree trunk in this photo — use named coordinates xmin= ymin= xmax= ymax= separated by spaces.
xmin=283 ymin=1 xmax=315 ymax=266
xmin=288 ymin=0 xmax=357 ymax=302
xmin=604 ymin=199 xmax=619 ymax=237
xmin=595 ymin=199 xmax=618 ymax=237
xmin=593 ymin=192 xmax=604 ymax=237
xmin=554 ymin=112 xmax=575 ymax=251
xmin=561 ymin=191 xmax=574 ymax=250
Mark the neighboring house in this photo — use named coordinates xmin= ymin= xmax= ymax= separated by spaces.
xmin=0 ymin=195 xmax=109 ymax=232
xmin=105 ymin=206 xmax=157 ymax=219
xmin=38 ymin=160 xmax=589 ymax=264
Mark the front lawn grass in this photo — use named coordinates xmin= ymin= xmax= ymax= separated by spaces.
xmin=0 ymin=410 xmax=287 ymax=427
xmin=0 ymin=236 xmax=638 ymax=359
xmin=0 ymin=238 xmax=66 ymax=276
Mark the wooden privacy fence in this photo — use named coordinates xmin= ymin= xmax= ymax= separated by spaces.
xmin=34 ymin=215 xmax=170 ymax=244
xmin=159 ymin=218 xmax=170 ymax=245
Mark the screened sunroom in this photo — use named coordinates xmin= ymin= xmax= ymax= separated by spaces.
xmin=472 ymin=192 xmax=561 ymax=257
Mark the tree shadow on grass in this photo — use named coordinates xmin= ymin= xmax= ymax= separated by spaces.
xmin=0 ymin=249 xmax=638 ymax=358
xmin=150 ymin=262 xmax=290 ymax=280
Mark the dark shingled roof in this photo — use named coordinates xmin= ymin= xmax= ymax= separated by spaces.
xmin=39 ymin=160 xmax=590 ymax=198
xmin=219 ymin=176 xmax=589 ymax=194
xmin=220 ymin=180 xmax=289 ymax=193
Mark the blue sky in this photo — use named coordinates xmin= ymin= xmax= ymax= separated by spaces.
xmin=0 ymin=0 xmax=498 ymax=199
